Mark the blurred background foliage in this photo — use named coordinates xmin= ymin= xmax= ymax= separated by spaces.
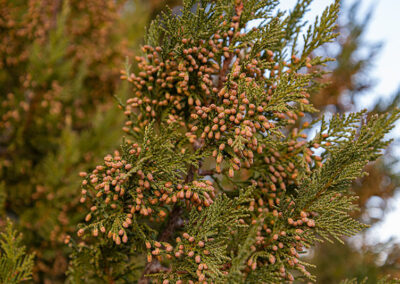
xmin=306 ymin=1 xmax=400 ymax=283
xmin=0 ymin=0 xmax=399 ymax=283
xmin=0 ymin=0 xmax=167 ymax=282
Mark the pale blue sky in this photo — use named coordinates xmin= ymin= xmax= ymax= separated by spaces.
xmin=277 ymin=0 xmax=400 ymax=243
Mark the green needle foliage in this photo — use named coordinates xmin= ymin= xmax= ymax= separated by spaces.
xmin=0 ymin=0 xmax=150 ymax=281
xmin=69 ymin=0 xmax=400 ymax=283
xmin=0 ymin=220 xmax=35 ymax=284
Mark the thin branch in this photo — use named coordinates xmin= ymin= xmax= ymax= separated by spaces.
xmin=217 ymin=53 xmax=233 ymax=90
xmin=198 ymin=169 xmax=215 ymax=176
xmin=138 ymin=142 xmax=201 ymax=283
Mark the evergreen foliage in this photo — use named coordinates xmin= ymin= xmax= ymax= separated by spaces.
xmin=69 ymin=0 xmax=400 ymax=283
xmin=0 ymin=220 xmax=34 ymax=284
xmin=0 ymin=0 xmax=149 ymax=281
xmin=307 ymin=2 xmax=400 ymax=281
